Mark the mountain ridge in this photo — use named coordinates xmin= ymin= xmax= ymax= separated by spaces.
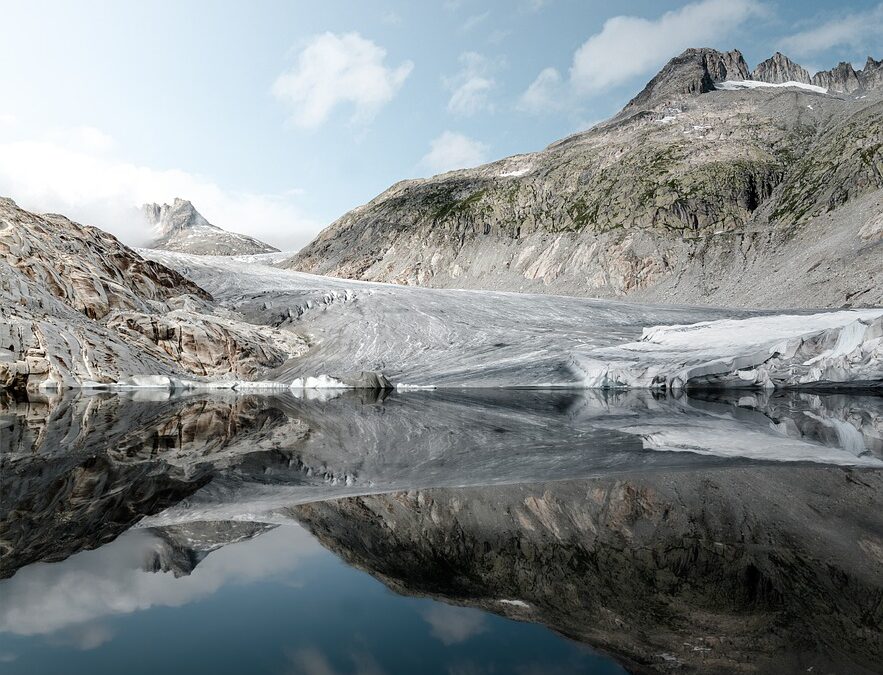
xmin=284 ymin=47 xmax=883 ymax=308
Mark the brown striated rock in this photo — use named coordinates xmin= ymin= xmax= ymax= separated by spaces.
xmin=0 ymin=198 xmax=305 ymax=388
xmin=106 ymin=309 xmax=306 ymax=378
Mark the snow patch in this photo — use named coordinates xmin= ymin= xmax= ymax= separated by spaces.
xmin=498 ymin=166 xmax=532 ymax=178
xmin=717 ymin=79 xmax=828 ymax=94
xmin=290 ymin=375 xmax=349 ymax=389
xmin=574 ymin=310 xmax=883 ymax=390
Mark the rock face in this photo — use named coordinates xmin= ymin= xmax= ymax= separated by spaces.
xmin=860 ymin=56 xmax=883 ymax=90
xmin=751 ymin=52 xmax=810 ymax=84
xmin=143 ymin=198 xmax=279 ymax=256
xmin=285 ymin=48 xmax=883 ymax=308
xmin=0 ymin=198 xmax=305 ymax=391
xmin=812 ymin=61 xmax=862 ymax=93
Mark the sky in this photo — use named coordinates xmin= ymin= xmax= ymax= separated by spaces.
xmin=0 ymin=0 xmax=881 ymax=249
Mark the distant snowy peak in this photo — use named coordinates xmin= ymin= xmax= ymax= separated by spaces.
xmin=142 ymin=198 xmax=279 ymax=256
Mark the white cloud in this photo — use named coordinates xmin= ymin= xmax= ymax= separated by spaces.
xmin=445 ymin=52 xmax=497 ymax=116
xmin=0 ymin=526 xmax=318 ymax=639
xmin=0 ymin=113 xmax=16 ymax=126
xmin=517 ymin=0 xmax=762 ymax=114
xmin=419 ymin=131 xmax=489 ymax=175
xmin=487 ymin=29 xmax=510 ymax=45
xmin=272 ymin=32 xmax=413 ymax=129
xmin=461 ymin=11 xmax=490 ymax=31
xmin=421 ymin=605 xmax=488 ymax=645
xmin=518 ymin=67 xmax=564 ymax=114
xmin=0 ymin=133 xmax=319 ymax=250
xmin=779 ymin=4 xmax=883 ymax=57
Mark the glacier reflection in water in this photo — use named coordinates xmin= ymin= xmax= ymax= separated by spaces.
xmin=1 ymin=389 xmax=881 ymax=674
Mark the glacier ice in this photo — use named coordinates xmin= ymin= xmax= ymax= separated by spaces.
xmin=143 ymin=251 xmax=883 ymax=390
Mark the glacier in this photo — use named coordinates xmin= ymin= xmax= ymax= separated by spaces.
xmin=142 ymin=250 xmax=883 ymax=390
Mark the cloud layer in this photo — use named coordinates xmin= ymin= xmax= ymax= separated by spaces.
xmin=419 ymin=131 xmax=489 ymax=175
xmin=272 ymin=32 xmax=413 ymax=128
xmin=445 ymin=52 xmax=497 ymax=116
xmin=779 ymin=3 xmax=883 ymax=57
xmin=0 ymin=129 xmax=318 ymax=250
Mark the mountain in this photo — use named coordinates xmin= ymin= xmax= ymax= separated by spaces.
xmin=143 ymin=198 xmax=279 ymax=256
xmin=284 ymin=48 xmax=883 ymax=309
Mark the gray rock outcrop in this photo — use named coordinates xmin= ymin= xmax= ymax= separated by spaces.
xmin=624 ymin=47 xmax=748 ymax=112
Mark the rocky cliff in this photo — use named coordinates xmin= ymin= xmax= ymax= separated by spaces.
xmin=0 ymin=198 xmax=304 ymax=391
xmin=144 ymin=198 xmax=279 ymax=256
xmin=285 ymin=48 xmax=883 ymax=308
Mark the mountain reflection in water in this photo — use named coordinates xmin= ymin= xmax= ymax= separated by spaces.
xmin=1 ymin=389 xmax=881 ymax=674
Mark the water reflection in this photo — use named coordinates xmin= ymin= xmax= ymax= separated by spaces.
xmin=1 ymin=390 xmax=881 ymax=673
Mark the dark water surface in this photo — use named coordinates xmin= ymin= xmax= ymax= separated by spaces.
xmin=1 ymin=389 xmax=881 ymax=674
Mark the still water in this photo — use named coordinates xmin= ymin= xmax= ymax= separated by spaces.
xmin=1 ymin=389 xmax=881 ymax=674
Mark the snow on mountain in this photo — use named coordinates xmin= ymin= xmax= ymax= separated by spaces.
xmin=143 ymin=198 xmax=279 ymax=256
xmin=716 ymin=79 xmax=828 ymax=94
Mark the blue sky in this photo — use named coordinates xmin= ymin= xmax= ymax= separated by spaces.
xmin=0 ymin=0 xmax=881 ymax=248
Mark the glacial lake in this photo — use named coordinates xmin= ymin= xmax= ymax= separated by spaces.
xmin=1 ymin=389 xmax=881 ymax=674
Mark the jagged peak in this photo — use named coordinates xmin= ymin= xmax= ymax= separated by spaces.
xmin=751 ymin=52 xmax=810 ymax=84
xmin=622 ymin=47 xmax=747 ymax=113
xmin=142 ymin=198 xmax=217 ymax=237
xmin=811 ymin=61 xmax=862 ymax=93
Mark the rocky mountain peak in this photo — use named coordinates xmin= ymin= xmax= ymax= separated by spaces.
xmin=859 ymin=56 xmax=883 ymax=90
xmin=812 ymin=61 xmax=861 ymax=93
xmin=143 ymin=198 xmax=216 ymax=238
xmin=623 ymin=47 xmax=747 ymax=113
xmin=751 ymin=52 xmax=810 ymax=84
